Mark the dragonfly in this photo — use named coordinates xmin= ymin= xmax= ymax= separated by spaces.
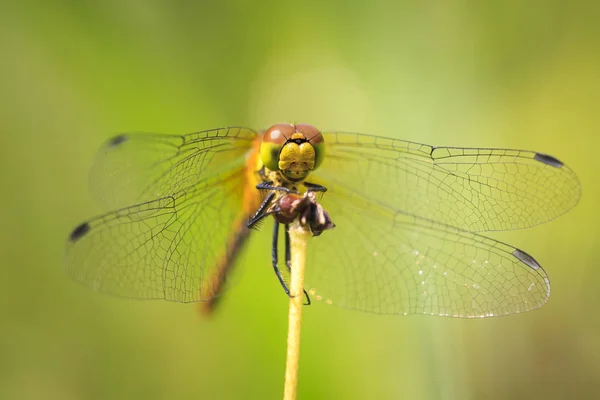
xmin=65 ymin=123 xmax=580 ymax=318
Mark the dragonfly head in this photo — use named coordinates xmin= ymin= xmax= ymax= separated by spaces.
xmin=260 ymin=123 xmax=325 ymax=181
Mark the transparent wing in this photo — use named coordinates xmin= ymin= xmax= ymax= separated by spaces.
xmin=315 ymin=132 xmax=581 ymax=232
xmin=65 ymin=168 xmax=248 ymax=302
xmin=305 ymin=189 xmax=550 ymax=317
xmin=90 ymin=127 xmax=257 ymax=209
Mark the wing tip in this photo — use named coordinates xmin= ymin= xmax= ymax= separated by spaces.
xmin=107 ymin=134 xmax=128 ymax=148
xmin=534 ymin=152 xmax=564 ymax=168
xmin=69 ymin=222 xmax=90 ymax=242
xmin=512 ymin=248 xmax=541 ymax=270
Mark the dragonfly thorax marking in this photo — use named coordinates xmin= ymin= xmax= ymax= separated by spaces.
xmin=264 ymin=169 xmax=301 ymax=193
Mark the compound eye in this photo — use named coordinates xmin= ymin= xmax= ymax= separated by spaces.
xmin=294 ymin=124 xmax=320 ymax=141
xmin=294 ymin=124 xmax=325 ymax=170
xmin=261 ymin=123 xmax=294 ymax=170
xmin=264 ymin=123 xmax=293 ymax=145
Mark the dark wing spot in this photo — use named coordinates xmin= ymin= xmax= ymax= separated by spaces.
xmin=108 ymin=134 xmax=128 ymax=147
xmin=69 ymin=222 xmax=90 ymax=242
xmin=534 ymin=153 xmax=563 ymax=168
xmin=512 ymin=248 xmax=541 ymax=270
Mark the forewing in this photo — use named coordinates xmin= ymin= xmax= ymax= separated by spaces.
xmin=65 ymin=168 xmax=247 ymax=302
xmin=90 ymin=127 xmax=257 ymax=209
xmin=305 ymin=189 xmax=550 ymax=317
xmin=316 ymin=132 xmax=580 ymax=232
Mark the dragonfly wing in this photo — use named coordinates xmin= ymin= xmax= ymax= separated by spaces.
xmin=90 ymin=127 xmax=257 ymax=209
xmin=305 ymin=189 xmax=550 ymax=317
xmin=317 ymin=132 xmax=580 ymax=232
xmin=66 ymin=167 xmax=248 ymax=302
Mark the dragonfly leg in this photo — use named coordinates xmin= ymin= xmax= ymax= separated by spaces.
xmin=272 ymin=222 xmax=291 ymax=296
xmin=247 ymin=192 xmax=276 ymax=229
xmin=284 ymin=224 xmax=311 ymax=306
xmin=257 ymin=181 xmax=299 ymax=194
xmin=303 ymin=289 xmax=312 ymax=306
xmin=303 ymin=182 xmax=328 ymax=193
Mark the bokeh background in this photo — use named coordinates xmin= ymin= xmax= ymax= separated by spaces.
xmin=1 ymin=1 xmax=598 ymax=399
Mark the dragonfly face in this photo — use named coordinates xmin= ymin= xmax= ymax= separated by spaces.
xmin=65 ymin=123 xmax=580 ymax=318
xmin=260 ymin=123 xmax=325 ymax=181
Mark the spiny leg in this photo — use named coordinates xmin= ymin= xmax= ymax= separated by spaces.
xmin=272 ymin=222 xmax=291 ymax=296
xmin=247 ymin=191 xmax=276 ymax=229
xmin=303 ymin=182 xmax=327 ymax=193
xmin=284 ymin=224 xmax=311 ymax=306
xmin=257 ymin=181 xmax=297 ymax=194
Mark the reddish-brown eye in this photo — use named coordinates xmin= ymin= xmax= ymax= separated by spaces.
xmin=294 ymin=123 xmax=325 ymax=170
xmin=263 ymin=123 xmax=294 ymax=145
xmin=294 ymin=123 xmax=324 ymax=145
xmin=261 ymin=123 xmax=295 ymax=171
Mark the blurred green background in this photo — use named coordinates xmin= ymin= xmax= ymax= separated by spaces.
xmin=1 ymin=1 xmax=598 ymax=399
